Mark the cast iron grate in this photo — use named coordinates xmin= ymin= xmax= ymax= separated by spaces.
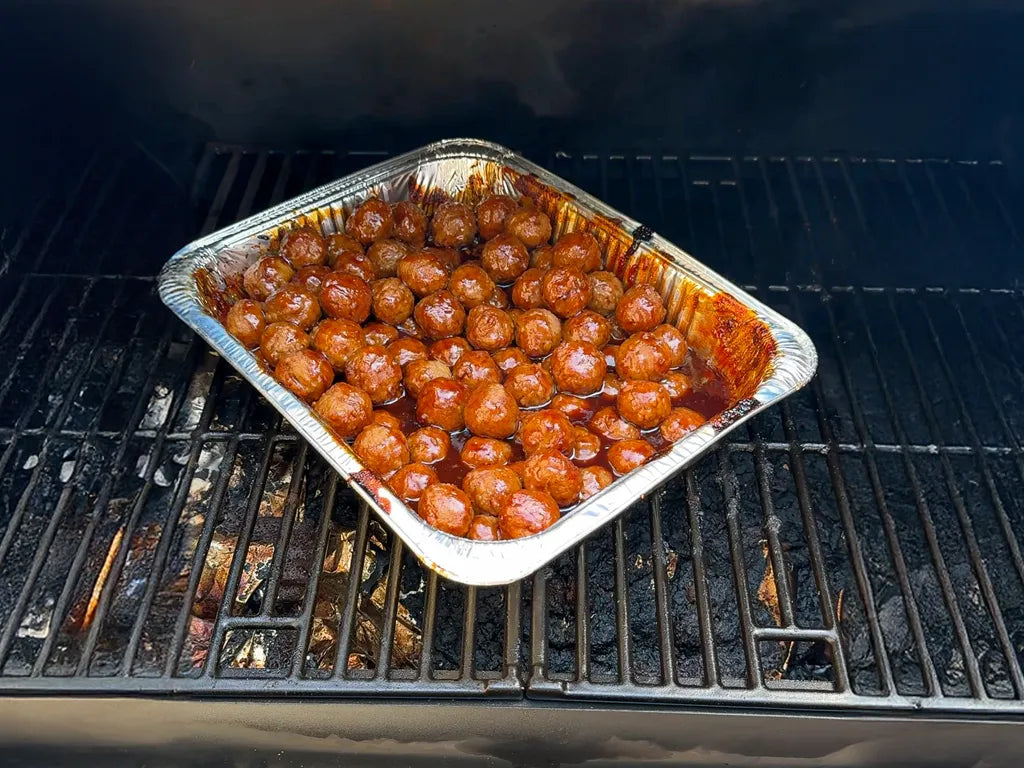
xmin=0 ymin=143 xmax=1022 ymax=712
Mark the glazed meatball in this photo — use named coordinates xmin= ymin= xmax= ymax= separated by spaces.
xmin=541 ymin=267 xmax=592 ymax=318
xmin=366 ymin=238 xmax=411 ymax=279
xmin=388 ymin=463 xmax=438 ymax=502
xmin=353 ymin=423 xmax=409 ymax=476
xmin=453 ymin=350 xmax=503 ymax=389
xmin=519 ymin=409 xmax=575 ymax=456
xmin=573 ymin=426 xmax=601 ymax=463
xmin=589 ymin=406 xmax=641 ymax=442
xmin=464 ymin=383 xmax=519 ymax=439
xmin=291 ymin=264 xmax=332 ymax=293
xmin=397 ymin=316 xmax=424 ymax=339
xmin=587 ymin=271 xmax=624 ymax=315
xmin=467 ymin=515 xmax=501 ymax=541
xmin=431 ymin=201 xmax=476 ymax=247
xmin=371 ymin=410 xmax=402 ymax=429
xmin=661 ymin=371 xmax=693 ymax=403
xmin=387 ymin=337 xmax=429 ymax=367
xmin=650 ymin=323 xmax=687 ymax=368
xmin=505 ymin=208 xmax=552 ymax=248
xmin=660 ymin=407 xmax=705 ymax=443
xmin=552 ymin=231 xmax=602 ymax=273
xmin=423 ymin=246 xmax=462 ymax=274
xmin=465 ymin=305 xmax=515 ymax=351
xmin=499 ymin=490 xmax=560 ymax=539
xmin=460 ymin=437 xmax=514 ymax=468
xmin=418 ymin=483 xmax=473 ymax=536
xmin=429 ymin=337 xmax=472 ymax=368
xmin=392 ymin=201 xmax=428 ymax=246
xmin=550 ymin=393 xmax=594 ymax=424
xmin=580 ymin=466 xmax=614 ymax=500
xmin=319 ymin=273 xmax=372 ymax=323
xmin=330 ymin=249 xmax=376 ymax=282
xmin=616 ymin=285 xmax=667 ymax=333
xmin=476 ymin=195 xmax=518 ymax=240
xmin=347 ymin=198 xmax=393 ymax=245
xmin=531 ymin=245 xmax=554 ymax=269
xmin=398 ymin=251 xmax=449 ymax=297
xmin=511 ymin=267 xmax=546 ymax=310
xmin=607 ymin=439 xmax=656 ymax=475
xmin=617 ymin=380 xmax=672 ymax=430
xmin=326 ymin=232 xmax=364 ymax=261
xmin=492 ymin=347 xmax=531 ymax=375
xmin=504 ymin=363 xmax=555 ymax=407
xmin=344 ymin=345 xmax=404 ymax=405
xmin=371 ymin=277 xmax=415 ymax=325
xmin=563 ymin=310 xmax=612 ymax=348
xmin=522 ymin=450 xmax=582 ymax=507
xmin=275 ymin=349 xmax=334 ymax=401
xmin=279 ymin=225 xmax=327 ymax=268
xmin=463 ymin=467 xmax=521 ymax=516
xmin=408 ymin=426 xmax=451 ymax=464
xmin=414 ymin=290 xmax=466 ymax=340
xmin=260 ymin=322 xmax=310 ymax=367
xmin=484 ymin=287 xmax=511 ymax=309
xmin=243 ymin=256 xmax=294 ymax=301
xmin=515 ymin=309 xmax=562 ymax=358
xmin=550 ymin=342 xmax=606 ymax=395
xmin=362 ymin=322 xmax=399 ymax=347
xmin=225 ymin=299 xmax=265 ymax=348
xmin=481 ymin=234 xmax=530 ymax=284
xmin=404 ymin=359 xmax=453 ymax=398
xmin=313 ymin=382 xmax=372 ymax=438
xmin=416 ymin=378 xmax=469 ymax=431
xmin=264 ymin=286 xmax=321 ymax=330
xmin=449 ymin=263 xmax=496 ymax=309
xmin=615 ymin=332 xmax=671 ymax=381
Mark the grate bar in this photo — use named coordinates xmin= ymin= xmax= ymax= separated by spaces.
xmin=291 ymin=470 xmax=336 ymax=677
xmin=684 ymin=470 xmax=719 ymax=686
xmin=333 ymin=503 xmax=371 ymax=679
xmin=647 ymin=496 xmax=677 ymax=685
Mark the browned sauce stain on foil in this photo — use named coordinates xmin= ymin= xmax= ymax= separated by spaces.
xmin=352 ymin=469 xmax=392 ymax=514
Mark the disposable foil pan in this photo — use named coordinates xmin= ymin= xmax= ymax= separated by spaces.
xmin=158 ymin=139 xmax=817 ymax=586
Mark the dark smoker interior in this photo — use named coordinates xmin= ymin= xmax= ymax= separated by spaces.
xmin=1 ymin=1 xmax=1024 ymax=766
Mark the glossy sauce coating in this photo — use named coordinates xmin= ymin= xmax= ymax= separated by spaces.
xmin=347 ymin=198 xmax=393 ymax=245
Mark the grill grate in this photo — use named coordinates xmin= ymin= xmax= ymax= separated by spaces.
xmin=0 ymin=144 xmax=1022 ymax=712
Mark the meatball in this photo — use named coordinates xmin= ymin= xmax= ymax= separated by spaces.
xmin=243 ymin=256 xmax=294 ymax=301
xmin=319 ymin=273 xmax=372 ymax=323
xmin=504 ymin=364 xmax=555 ymax=407
xmin=453 ymin=350 xmax=503 ymax=389
xmin=408 ymin=426 xmax=451 ymax=464
xmin=326 ymin=232 xmax=364 ymax=261
xmin=650 ymin=324 xmax=687 ymax=369
xmin=589 ymin=406 xmax=641 ymax=442
xmin=313 ymin=382 xmax=372 ymax=438
xmin=362 ymin=322 xmax=399 ymax=347
xmin=617 ymin=380 xmax=672 ymax=429
xmin=563 ymin=310 xmax=612 ymax=348
xmin=279 ymin=225 xmax=327 ymax=268
xmin=550 ymin=342 xmax=607 ymax=395
xmin=550 ymin=393 xmax=594 ymax=424
xmin=330 ymin=249 xmax=376 ymax=282
xmin=366 ymin=238 xmax=411 ymax=279
xmin=386 ymin=337 xmax=429 ymax=368
xmin=275 ymin=349 xmax=334 ymax=401
xmin=416 ymin=378 xmax=469 ymax=431
xmin=397 ymin=251 xmax=449 ymax=297
xmin=573 ymin=427 xmax=601 ymax=463
xmin=660 ymin=407 xmax=705 ymax=443
xmin=467 ymin=515 xmax=501 ymax=541
xmin=522 ymin=450 xmax=582 ymax=507
xmin=225 ymin=299 xmax=266 ymax=348
xmin=392 ymin=201 xmax=428 ymax=246
xmin=484 ymin=287 xmax=511 ymax=309
xmin=552 ymin=231 xmax=602 ymax=272
xmin=264 ymin=286 xmax=321 ymax=330
xmin=344 ymin=345 xmax=404 ymax=405
xmin=463 ymin=467 xmax=521 ymax=516
xmin=661 ymin=371 xmax=693 ymax=403
xmin=531 ymin=245 xmax=554 ymax=269
xmin=414 ymin=290 xmax=466 ymax=340
xmin=291 ymin=264 xmax=332 ymax=293
xmin=429 ymin=337 xmax=472 ymax=368
xmin=505 ymin=208 xmax=552 ymax=248
xmin=476 ymin=195 xmax=518 ymax=240
xmin=580 ymin=466 xmax=614 ymax=500
xmin=481 ymin=233 xmax=530 ymax=284
xmin=615 ymin=332 xmax=671 ymax=381
xmin=460 ymin=437 xmax=514 ymax=468
xmin=417 ymin=483 xmax=473 ymax=536
xmin=260 ymin=322 xmax=310 ymax=367
xmin=541 ymin=267 xmax=592 ymax=318
xmin=499 ymin=490 xmax=560 ymax=539
xmin=397 ymin=316 xmax=424 ymax=339
xmin=511 ymin=267 xmax=546 ymax=310
xmin=519 ymin=409 xmax=575 ymax=456
xmin=587 ymin=271 xmax=624 ymax=315
xmin=492 ymin=347 xmax=531 ymax=375
xmin=404 ymin=359 xmax=453 ymax=398
xmin=616 ymin=285 xmax=667 ymax=333
xmin=424 ymin=246 xmax=462 ymax=273
xmin=388 ymin=463 xmax=438 ymax=502
xmin=607 ymin=439 xmax=656 ymax=475
xmin=465 ymin=305 xmax=515 ymax=351
xmin=371 ymin=277 xmax=415 ymax=325
xmin=353 ymin=423 xmax=409 ymax=476
xmin=347 ymin=198 xmax=393 ymax=245
xmin=449 ymin=263 xmax=496 ymax=309
xmin=431 ymin=201 xmax=477 ymax=247
xmin=515 ymin=309 xmax=562 ymax=358
xmin=371 ymin=410 xmax=402 ymax=430
xmin=464 ymin=383 xmax=519 ymax=439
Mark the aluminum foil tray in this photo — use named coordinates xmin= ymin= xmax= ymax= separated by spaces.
xmin=158 ymin=138 xmax=817 ymax=586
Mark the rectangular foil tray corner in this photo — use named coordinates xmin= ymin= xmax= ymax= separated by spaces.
xmin=158 ymin=139 xmax=817 ymax=586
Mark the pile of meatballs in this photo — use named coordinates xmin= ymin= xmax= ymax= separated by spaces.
xmin=223 ymin=194 xmax=709 ymax=541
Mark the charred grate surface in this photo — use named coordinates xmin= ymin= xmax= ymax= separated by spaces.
xmin=0 ymin=144 xmax=1022 ymax=711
